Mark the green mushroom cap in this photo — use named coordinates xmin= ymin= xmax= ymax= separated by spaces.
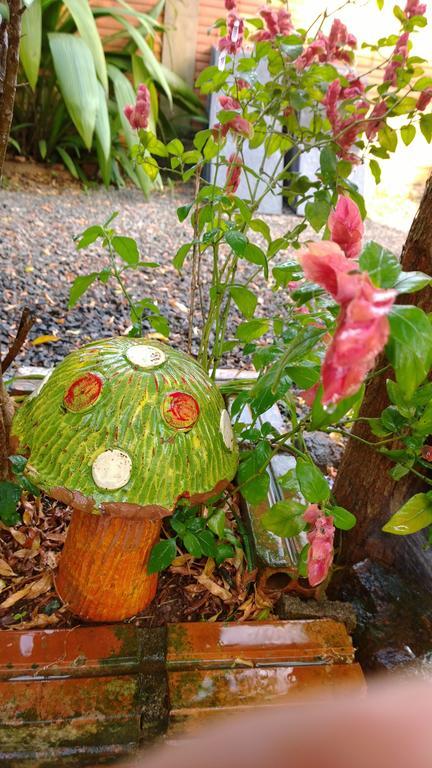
xmin=12 ymin=338 xmax=239 ymax=519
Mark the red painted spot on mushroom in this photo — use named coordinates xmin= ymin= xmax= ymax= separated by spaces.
xmin=162 ymin=392 xmax=200 ymax=431
xmin=64 ymin=373 xmax=103 ymax=413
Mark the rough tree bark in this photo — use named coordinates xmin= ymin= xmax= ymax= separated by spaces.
xmin=333 ymin=173 xmax=432 ymax=576
xmin=0 ymin=0 xmax=23 ymax=479
xmin=0 ymin=0 xmax=21 ymax=180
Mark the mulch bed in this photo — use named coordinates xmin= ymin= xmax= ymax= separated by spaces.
xmin=0 ymin=492 xmax=275 ymax=631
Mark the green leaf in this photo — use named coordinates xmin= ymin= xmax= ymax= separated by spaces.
xmin=147 ymin=538 xmax=177 ymax=573
xmin=49 ymin=33 xmax=98 ymax=150
xmin=76 ymin=225 xmax=104 ymax=249
xmin=68 ymin=272 xmax=99 ymax=308
xmin=0 ymin=481 xmax=21 ymax=526
xmin=378 ymin=124 xmax=398 ymax=152
xmin=8 ymin=455 xmax=27 ymax=475
xmin=369 ymin=159 xmax=381 ymax=184
xmin=401 ymin=124 xmax=416 ymax=146
xmin=250 ymin=218 xmax=271 ymax=242
xmin=112 ymin=236 xmax=139 ymax=266
xmin=382 ymin=493 xmax=432 ymax=535
xmin=242 ymin=243 xmax=268 ymax=277
xmin=215 ymin=543 xmax=235 ymax=564
xmin=167 ymin=138 xmax=184 ymax=155
xmin=177 ymin=204 xmax=192 ymax=222
xmin=94 ymin=81 xmax=111 ymax=162
xmin=331 ymin=506 xmax=356 ymax=531
xmin=238 ymin=443 xmax=272 ymax=504
xmin=310 ymin=384 xmax=365 ymax=429
xmin=57 ymin=147 xmax=79 ymax=179
xmin=359 ymin=241 xmax=401 ymax=288
xmin=0 ymin=3 xmax=10 ymax=20
xmin=183 ymin=531 xmax=202 ymax=557
xmin=225 ymin=230 xmax=247 ymax=255
xmin=319 ymin=146 xmax=337 ymax=185
xmin=116 ymin=17 xmax=171 ymax=104
xmin=387 ymin=306 xmax=432 ymax=398
xmin=207 ymin=509 xmax=225 ymax=539
xmin=150 ymin=314 xmax=170 ymax=337
xmin=173 ymin=242 xmax=192 ymax=270
xmin=296 ymin=458 xmax=330 ymax=503
xmin=297 ymin=544 xmax=309 ymax=577
xmin=194 ymin=529 xmax=217 ymax=557
xmin=230 ymin=286 xmax=257 ymax=319
xmin=305 ymin=198 xmax=331 ymax=232
xmin=285 ymin=365 xmax=320 ymax=389
xmin=236 ymin=319 xmax=269 ymax=342
xmin=393 ymin=271 xmax=432 ymax=294
xmin=413 ymin=400 xmax=432 ymax=434
xmin=20 ymin=0 xmax=42 ymax=91
xmin=420 ymin=114 xmax=432 ymax=143
xmin=262 ymin=499 xmax=307 ymax=537
xmin=63 ymin=0 xmax=108 ymax=91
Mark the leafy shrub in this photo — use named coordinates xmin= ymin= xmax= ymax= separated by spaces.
xmin=11 ymin=0 xmax=204 ymax=191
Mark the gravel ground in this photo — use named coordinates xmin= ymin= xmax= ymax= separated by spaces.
xmin=0 ymin=182 xmax=408 ymax=370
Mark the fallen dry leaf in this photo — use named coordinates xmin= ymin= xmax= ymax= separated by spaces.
xmin=0 ymin=558 xmax=15 ymax=578
xmin=0 ymin=571 xmax=52 ymax=610
xmin=196 ymin=574 xmax=232 ymax=602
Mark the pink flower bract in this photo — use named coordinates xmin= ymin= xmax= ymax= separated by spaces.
xmin=299 ymin=241 xmax=396 ymax=404
xmin=252 ymin=7 xmax=293 ymax=41
xmin=417 ymin=88 xmax=432 ymax=111
xmin=219 ymin=95 xmax=241 ymax=110
xmin=123 ymin=83 xmax=150 ymax=130
xmin=306 ymin=515 xmax=335 ymax=587
xmin=219 ymin=13 xmax=244 ymax=54
xmin=221 ymin=115 xmax=254 ymax=138
xmin=328 ymin=195 xmax=364 ymax=260
xmin=225 ymin=152 xmax=242 ymax=194
xmin=404 ymin=0 xmax=426 ymax=17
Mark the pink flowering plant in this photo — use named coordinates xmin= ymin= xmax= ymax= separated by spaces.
xmin=73 ymin=0 xmax=432 ymax=585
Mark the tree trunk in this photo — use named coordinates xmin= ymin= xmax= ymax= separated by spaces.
xmin=0 ymin=0 xmax=21 ymax=180
xmin=333 ymin=173 xmax=432 ymax=572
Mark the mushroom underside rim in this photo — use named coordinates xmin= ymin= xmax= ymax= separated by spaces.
xmin=49 ymin=478 xmax=233 ymax=521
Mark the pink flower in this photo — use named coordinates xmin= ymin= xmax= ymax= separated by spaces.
xmin=296 ymin=19 xmax=356 ymax=70
xmin=303 ymin=504 xmax=322 ymax=525
xmin=323 ymin=79 xmax=367 ymax=162
xmin=383 ymin=32 xmax=409 ymax=85
xmin=221 ymin=115 xmax=254 ymax=138
xmin=341 ymin=76 xmax=365 ymax=100
xmin=306 ymin=515 xmax=335 ymax=587
xmin=219 ymin=95 xmax=241 ymax=110
xmin=224 ymin=0 xmax=237 ymax=9
xmin=252 ymin=7 xmax=293 ymax=41
xmin=300 ymin=383 xmax=319 ymax=407
xmin=421 ymin=445 xmax=432 ymax=461
xmin=299 ymin=242 xmax=396 ymax=404
xmin=236 ymin=78 xmax=250 ymax=90
xmin=417 ymin=88 xmax=432 ymax=111
xmin=365 ymin=101 xmax=387 ymax=141
xmin=123 ymin=83 xmax=150 ymax=130
xmin=404 ymin=0 xmax=426 ymax=17
xmin=328 ymin=196 xmax=364 ymax=260
xmin=225 ymin=152 xmax=242 ymax=194
xmin=219 ymin=13 xmax=244 ymax=55
xmin=323 ymin=277 xmax=396 ymax=404
xmin=299 ymin=241 xmax=358 ymax=303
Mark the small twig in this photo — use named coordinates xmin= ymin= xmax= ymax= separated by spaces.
xmin=1 ymin=308 xmax=36 ymax=373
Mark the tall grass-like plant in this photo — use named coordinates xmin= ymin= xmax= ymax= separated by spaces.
xmin=11 ymin=0 xmax=203 ymax=191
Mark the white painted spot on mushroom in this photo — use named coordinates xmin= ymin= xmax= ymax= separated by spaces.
xmin=220 ymin=409 xmax=235 ymax=451
xmin=126 ymin=345 xmax=166 ymax=369
xmin=28 ymin=369 xmax=53 ymax=400
xmin=92 ymin=449 xmax=132 ymax=490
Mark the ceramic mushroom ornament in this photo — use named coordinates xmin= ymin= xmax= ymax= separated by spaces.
xmin=11 ymin=338 xmax=239 ymax=621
